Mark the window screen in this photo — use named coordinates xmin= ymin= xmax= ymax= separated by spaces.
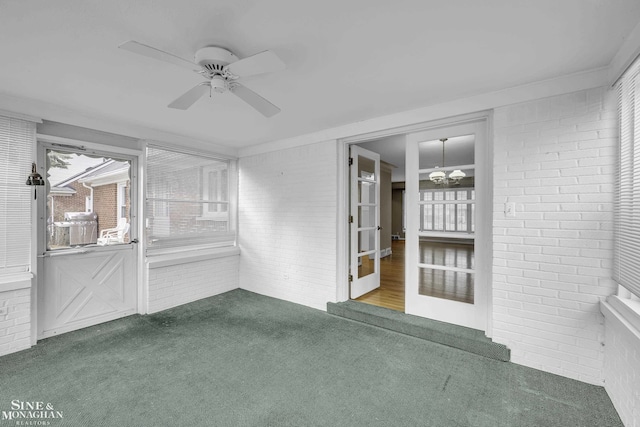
xmin=146 ymin=145 xmax=234 ymax=250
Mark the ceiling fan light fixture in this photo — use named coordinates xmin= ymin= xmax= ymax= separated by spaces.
xmin=210 ymin=75 xmax=227 ymax=93
xmin=120 ymin=40 xmax=284 ymax=117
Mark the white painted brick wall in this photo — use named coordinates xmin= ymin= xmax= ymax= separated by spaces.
xmin=238 ymin=141 xmax=337 ymax=310
xmin=0 ymin=288 xmax=31 ymax=356
xmin=147 ymin=255 xmax=239 ymax=314
xmin=603 ymin=304 xmax=640 ymax=427
xmin=493 ymin=87 xmax=618 ymax=385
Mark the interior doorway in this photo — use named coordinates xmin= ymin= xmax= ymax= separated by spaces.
xmin=346 ymin=116 xmax=490 ymax=333
xmin=351 ymin=135 xmax=406 ymax=312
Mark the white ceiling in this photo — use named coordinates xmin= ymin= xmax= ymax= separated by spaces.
xmin=1 ymin=0 xmax=639 ymax=149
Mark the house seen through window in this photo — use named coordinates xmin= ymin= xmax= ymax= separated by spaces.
xmin=145 ymin=145 xmax=233 ymax=250
xmin=46 ymin=149 xmax=131 ymax=250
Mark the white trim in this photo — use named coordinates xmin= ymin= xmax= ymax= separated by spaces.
xmin=144 ymin=139 xmax=238 ymax=161
xmin=0 ymin=273 xmax=32 ymax=292
xmin=419 ymin=164 xmax=475 ymax=174
xmin=38 ymin=134 xmax=143 ymax=157
xmin=609 ymin=20 xmax=640 ymax=85
xmin=80 ymin=168 xmax=130 ymax=187
xmin=0 ymin=92 xmax=237 ymax=157
xmin=0 ymin=109 xmax=42 ymax=123
xmin=601 ymin=296 xmax=640 ymax=341
xmin=147 ymin=246 xmax=240 ymax=269
xmin=336 ymin=140 xmax=349 ymax=302
xmin=240 ymin=67 xmax=607 ymax=158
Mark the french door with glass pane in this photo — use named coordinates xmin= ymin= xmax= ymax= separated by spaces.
xmin=349 ymin=146 xmax=381 ymax=299
xmin=405 ymin=121 xmax=489 ymax=331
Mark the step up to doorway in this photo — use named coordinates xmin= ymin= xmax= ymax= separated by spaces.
xmin=326 ymin=300 xmax=510 ymax=362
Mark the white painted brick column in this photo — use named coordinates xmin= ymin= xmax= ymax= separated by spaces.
xmin=0 ymin=276 xmax=32 ymax=356
xmin=492 ymin=87 xmax=617 ymax=385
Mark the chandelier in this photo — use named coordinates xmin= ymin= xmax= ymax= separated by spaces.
xmin=428 ymin=138 xmax=466 ymax=185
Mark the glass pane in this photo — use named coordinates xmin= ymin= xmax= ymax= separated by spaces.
xmin=358 ymin=155 xmax=376 ymax=181
xmin=359 ymin=205 xmax=375 ymax=228
xmin=146 ymin=200 xmax=229 ymax=241
xmin=418 ymin=184 xmax=475 ymax=234
xmin=419 ymin=240 xmax=474 ymax=269
xmin=146 ymin=146 xmax=232 ymax=248
xmin=418 ymin=267 xmax=474 ymax=304
xmin=358 ymin=181 xmax=376 ymax=204
xmin=358 ymin=253 xmax=376 ymax=279
xmin=46 ymin=150 xmax=131 ymax=250
xmin=418 ymin=135 xmax=475 ymax=169
xmin=358 ymin=229 xmax=376 ymax=254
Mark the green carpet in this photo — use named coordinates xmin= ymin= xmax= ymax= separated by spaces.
xmin=0 ymin=289 xmax=622 ymax=426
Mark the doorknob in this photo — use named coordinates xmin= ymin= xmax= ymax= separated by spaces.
xmin=377 ymin=226 xmax=382 ymax=230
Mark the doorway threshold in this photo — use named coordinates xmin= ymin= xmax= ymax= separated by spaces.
xmin=327 ymin=300 xmax=509 ymax=362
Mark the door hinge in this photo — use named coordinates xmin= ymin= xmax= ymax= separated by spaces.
xmin=349 ymin=215 xmax=353 ymax=223
xmin=348 ymin=274 xmax=353 ymax=282
xmin=348 ymin=157 xmax=353 ymax=166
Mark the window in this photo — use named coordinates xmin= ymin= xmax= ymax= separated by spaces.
xmin=201 ymin=165 xmax=228 ymax=219
xmin=615 ymin=55 xmax=640 ymax=299
xmin=46 ymin=149 xmax=132 ymax=249
xmin=0 ymin=115 xmax=36 ymax=273
xmin=420 ymin=188 xmax=475 ymax=234
xmin=145 ymin=145 xmax=235 ymax=250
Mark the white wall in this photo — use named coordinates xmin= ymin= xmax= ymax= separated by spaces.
xmin=238 ymin=141 xmax=338 ymax=310
xmin=0 ymin=276 xmax=31 ymax=356
xmin=147 ymin=252 xmax=240 ymax=314
xmin=492 ymin=86 xmax=618 ymax=385
xmin=602 ymin=298 xmax=640 ymax=427
xmin=239 ymin=86 xmax=621 ymax=388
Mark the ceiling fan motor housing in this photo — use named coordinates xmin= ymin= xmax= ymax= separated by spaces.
xmin=194 ymin=46 xmax=238 ymax=74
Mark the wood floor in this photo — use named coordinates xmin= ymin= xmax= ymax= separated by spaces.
xmin=355 ymin=240 xmax=474 ymax=312
xmin=355 ymin=240 xmax=406 ymax=311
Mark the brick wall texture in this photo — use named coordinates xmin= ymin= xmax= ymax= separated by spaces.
xmin=492 ymin=86 xmax=618 ymax=385
xmin=0 ymin=287 xmax=31 ymax=356
xmin=147 ymin=255 xmax=240 ymax=314
xmin=603 ymin=305 xmax=640 ymax=427
xmin=238 ymin=141 xmax=338 ymax=310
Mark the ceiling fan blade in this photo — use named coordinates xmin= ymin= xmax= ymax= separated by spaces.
xmin=168 ymin=84 xmax=209 ymax=110
xmin=226 ymin=50 xmax=285 ymax=78
xmin=231 ymin=83 xmax=280 ymax=117
xmin=119 ymin=40 xmax=198 ymax=71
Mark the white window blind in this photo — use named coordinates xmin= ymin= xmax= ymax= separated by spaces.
xmin=0 ymin=116 xmax=35 ymax=273
xmin=615 ymin=56 xmax=640 ymax=298
xmin=146 ymin=145 xmax=235 ymax=251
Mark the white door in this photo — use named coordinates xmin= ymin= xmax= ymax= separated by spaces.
xmin=350 ymin=145 xmax=381 ymax=299
xmin=37 ymin=143 xmax=138 ymax=339
xmin=404 ymin=121 xmax=489 ymax=331
xmin=40 ymin=246 xmax=137 ymax=338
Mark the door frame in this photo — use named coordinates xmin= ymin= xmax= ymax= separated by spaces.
xmin=33 ymin=134 xmax=145 ymax=341
xmin=336 ymin=111 xmax=493 ymax=336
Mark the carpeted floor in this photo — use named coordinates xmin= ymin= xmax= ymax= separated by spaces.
xmin=0 ymin=289 xmax=623 ymax=426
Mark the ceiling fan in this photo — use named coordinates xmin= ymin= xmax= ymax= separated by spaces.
xmin=119 ymin=40 xmax=285 ymax=117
